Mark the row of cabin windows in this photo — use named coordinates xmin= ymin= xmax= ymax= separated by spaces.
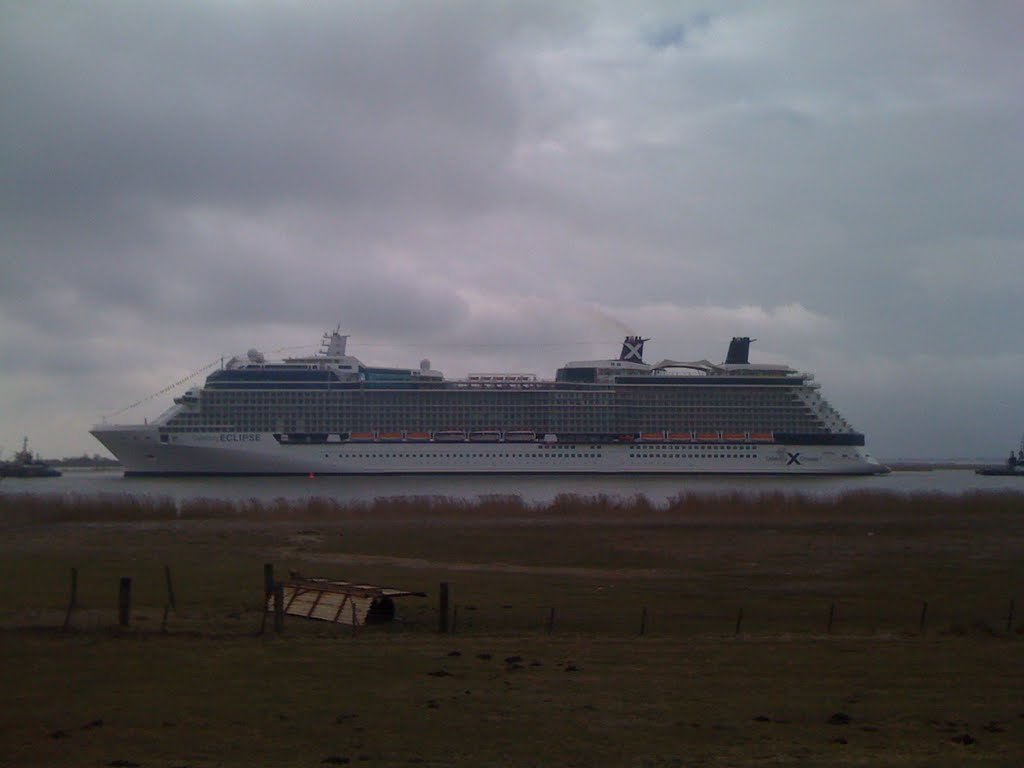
xmin=197 ymin=391 xmax=806 ymax=408
xmin=184 ymin=406 xmax=824 ymax=425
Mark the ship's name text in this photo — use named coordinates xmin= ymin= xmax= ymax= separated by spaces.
xmin=220 ymin=433 xmax=261 ymax=442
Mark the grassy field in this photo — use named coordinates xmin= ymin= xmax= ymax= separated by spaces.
xmin=1 ymin=489 xmax=1023 ymax=766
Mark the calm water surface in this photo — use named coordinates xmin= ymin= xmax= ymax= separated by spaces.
xmin=2 ymin=468 xmax=1021 ymax=505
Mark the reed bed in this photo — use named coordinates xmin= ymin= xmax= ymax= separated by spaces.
xmin=2 ymin=487 xmax=1022 ymax=524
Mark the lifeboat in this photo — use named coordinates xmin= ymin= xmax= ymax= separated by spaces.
xmin=723 ymin=433 xmax=747 ymax=442
xmin=378 ymin=432 xmax=403 ymax=441
xmin=469 ymin=430 xmax=502 ymax=442
xmin=504 ymin=430 xmax=536 ymax=442
xmin=349 ymin=431 xmax=375 ymax=441
xmin=405 ymin=432 xmax=430 ymax=441
xmin=750 ymin=432 xmax=774 ymax=442
xmin=667 ymin=432 xmax=693 ymax=442
xmin=640 ymin=432 xmax=666 ymax=441
xmin=433 ymin=430 xmax=467 ymax=442
xmin=696 ymin=432 xmax=721 ymax=441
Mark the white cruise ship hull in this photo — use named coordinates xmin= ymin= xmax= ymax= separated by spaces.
xmin=92 ymin=426 xmax=885 ymax=476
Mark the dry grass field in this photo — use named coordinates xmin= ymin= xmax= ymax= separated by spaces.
xmin=1 ymin=489 xmax=1023 ymax=766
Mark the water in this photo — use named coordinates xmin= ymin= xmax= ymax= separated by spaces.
xmin=2 ymin=467 xmax=1021 ymax=505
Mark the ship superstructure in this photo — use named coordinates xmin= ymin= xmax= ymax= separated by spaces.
xmin=91 ymin=330 xmax=884 ymax=475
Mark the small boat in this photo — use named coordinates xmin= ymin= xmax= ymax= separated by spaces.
xmin=667 ymin=433 xmax=693 ymax=442
xmin=975 ymin=465 xmax=1024 ymax=476
xmin=378 ymin=432 xmax=403 ymax=441
xmin=0 ymin=438 xmax=62 ymax=478
xmin=405 ymin=432 xmax=430 ymax=441
xmin=349 ymin=431 xmax=375 ymax=441
xmin=696 ymin=432 xmax=721 ymax=442
xmin=469 ymin=430 xmax=502 ymax=442
xmin=976 ymin=436 xmax=1024 ymax=476
xmin=640 ymin=432 xmax=665 ymax=441
xmin=750 ymin=432 xmax=774 ymax=442
xmin=723 ymin=433 xmax=747 ymax=442
xmin=504 ymin=430 xmax=536 ymax=442
xmin=433 ymin=430 xmax=467 ymax=442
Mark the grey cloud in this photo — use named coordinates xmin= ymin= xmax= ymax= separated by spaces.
xmin=2 ymin=1 xmax=556 ymax=223
xmin=2 ymin=1 xmax=1023 ymax=458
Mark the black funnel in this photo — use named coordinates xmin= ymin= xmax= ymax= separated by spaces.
xmin=619 ymin=336 xmax=649 ymax=363
xmin=725 ymin=337 xmax=753 ymax=365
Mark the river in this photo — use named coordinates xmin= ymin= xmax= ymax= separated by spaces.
xmin=2 ymin=467 xmax=1022 ymax=505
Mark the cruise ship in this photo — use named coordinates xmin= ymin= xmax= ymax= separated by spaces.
xmin=91 ymin=330 xmax=885 ymax=476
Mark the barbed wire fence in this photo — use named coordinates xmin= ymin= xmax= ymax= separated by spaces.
xmin=42 ymin=566 xmax=1022 ymax=641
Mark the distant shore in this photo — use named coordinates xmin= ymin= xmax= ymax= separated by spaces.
xmin=44 ymin=457 xmax=121 ymax=469
xmin=884 ymin=460 xmax=1009 ymax=472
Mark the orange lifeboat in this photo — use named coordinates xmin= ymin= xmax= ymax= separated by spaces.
xmin=405 ymin=432 xmax=430 ymax=441
xmin=696 ymin=432 xmax=720 ymax=441
xmin=723 ymin=433 xmax=747 ymax=442
xmin=349 ymin=431 xmax=375 ymax=441
xmin=750 ymin=432 xmax=774 ymax=442
xmin=667 ymin=432 xmax=693 ymax=442
xmin=378 ymin=432 xmax=403 ymax=441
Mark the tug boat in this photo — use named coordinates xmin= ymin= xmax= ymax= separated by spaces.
xmin=0 ymin=438 xmax=62 ymax=478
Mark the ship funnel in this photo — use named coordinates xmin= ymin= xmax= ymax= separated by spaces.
xmin=725 ymin=337 xmax=754 ymax=365
xmin=322 ymin=329 xmax=348 ymax=357
xmin=619 ymin=336 xmax=649 ymax=363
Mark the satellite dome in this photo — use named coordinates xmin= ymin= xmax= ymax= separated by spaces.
xmin=420 ymin=359 xmax=431 ymax=371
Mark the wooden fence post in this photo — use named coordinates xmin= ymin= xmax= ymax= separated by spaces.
xmin=118 ymin=577 xmax=132 ymax=627
xmin=451 ymin=604 xmax=459 ymax=634
xmin=734 ymin=607 xmax=744 ymax=636
xmin=546 ymin=607 xmax=556 ymax=635
xmin=918 ymin=600 xmax=928 ymax=633
xmin=62 ymin=567 xmax=78 ymax=631
xmin=164 ymin=565 xmax=177 ymax=613
xmin=273 ymin=583 xmax=284 ymax=634
xmin=438 ymin=582 xmax=450 ymax=634
xmin=263 ymin=564 xmax=275 ymax=599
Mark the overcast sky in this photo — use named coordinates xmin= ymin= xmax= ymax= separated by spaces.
xmin=2 ymin=1 xmax=1023 ymax=460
